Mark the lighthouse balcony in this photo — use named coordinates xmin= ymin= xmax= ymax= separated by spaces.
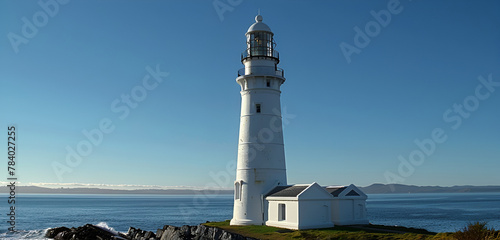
xmin=238 ymin=67 xmax=284 ymax=78
xmin=241 ymin=48 xmax=280 ymax=62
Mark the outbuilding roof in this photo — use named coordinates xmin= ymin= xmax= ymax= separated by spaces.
xmin=325 ymin=187 xmax=347 ymax=197
xmin=267 ymin=184 xmax=366 ymax=198
xmin=266 ymin=185 xmax=308 ymax=197
xmin=325 ymin=185 xmax=364 ymax=198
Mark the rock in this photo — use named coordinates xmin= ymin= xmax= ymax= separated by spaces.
xmin=48 ymin=223 xmax=257 ymax=240
xmin=46 ymin=224 xmax=129 ymax=240
xmin=54 ymin=230 xmax=72 ymax=240
xmin=160 ymin=225 xmax=182 ymax=240
xmin=144 ymin=231 xmax=154 ymax=238
xmin=46 ymin=227 xmax=71 ymax=238
xmin=156 ymin=228 xmax=164 ymax=239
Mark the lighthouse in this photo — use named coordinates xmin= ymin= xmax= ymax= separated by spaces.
xmin=230 ymin=15 xmax=287 ymax=226
xmin=229 ymin=15 xmax=369 ymax=229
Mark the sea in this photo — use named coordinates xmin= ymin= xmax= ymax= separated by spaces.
xmin=1 ymin=192 xmax=499 ymax=239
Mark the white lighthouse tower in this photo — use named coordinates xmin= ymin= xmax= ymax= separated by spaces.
xmin=231 ymin=15 xmax=287 ymax=226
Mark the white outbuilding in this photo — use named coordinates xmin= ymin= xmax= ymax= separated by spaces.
xmin=326 ymin=184 xmax=369 ymax=225
xmin=265 ymin=183 xmax=334 ymax=230
xmin=263 ymin=183 xmax=368 ymax=230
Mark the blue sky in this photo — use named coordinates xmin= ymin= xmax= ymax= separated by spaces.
xmin=1 ymin=0 xmax=499 ymax=190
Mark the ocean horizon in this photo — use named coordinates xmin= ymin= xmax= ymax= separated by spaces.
xmin=1 ymin=192 xmax=499 ymax=239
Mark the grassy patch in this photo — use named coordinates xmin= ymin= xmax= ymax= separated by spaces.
xmin=203 ymin=220 xmax=456 ymax=240
xmin=454 ymin=222 xmax=500 ymax=240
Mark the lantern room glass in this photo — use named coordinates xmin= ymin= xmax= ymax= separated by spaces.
xmin=247 ymin=32 xmax=274 ymax=57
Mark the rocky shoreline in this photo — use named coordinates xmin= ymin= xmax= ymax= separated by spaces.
xmin=45 ymin=223 xmax=257 ymax=240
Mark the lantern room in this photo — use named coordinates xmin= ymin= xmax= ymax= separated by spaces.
xmin=242 ymin=15 xmax=279 ymax=63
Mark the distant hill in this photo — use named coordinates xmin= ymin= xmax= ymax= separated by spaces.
xmin=0 ymin=186 xmax=232 ymax=195
xmin=360 ymin=183 xmax=500 ymax=194
xmin=1 ymin=184 xmax=499 ymax=195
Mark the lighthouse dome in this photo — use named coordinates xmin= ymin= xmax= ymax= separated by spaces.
xmin=247 ymin=15 xmax=272 ymax=33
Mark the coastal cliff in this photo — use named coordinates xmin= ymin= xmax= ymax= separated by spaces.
xmin=45 ymin=223 xmax=257 ymax=240
xmin=44 ymin=221 xmax=500 ymax=240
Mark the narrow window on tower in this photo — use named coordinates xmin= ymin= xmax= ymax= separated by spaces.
xmin=234 ymin=182 xmax=241 ymax=200
xmin=266 ymin=79 xmax=271 ymax=87
xmin=256 ymin=104 xmax=261 ymax=113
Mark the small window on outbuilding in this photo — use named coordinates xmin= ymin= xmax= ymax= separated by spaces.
xmin=278 ymin=203 xmax=286 ymax=221
xmin=256 ymin=104 xmax=261 ymax=113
